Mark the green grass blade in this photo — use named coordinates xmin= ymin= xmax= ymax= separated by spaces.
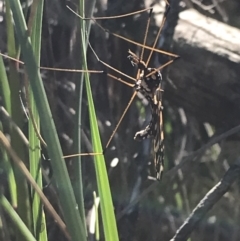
xmin=0 ymin=122 xmax=17 ymax=208
xmin=5 ymin=0 xmax=31 ymax=230
xmin=0 ymin=193 xmax=37 ymax=241
xmin=0 ymin=59 xmax=17 ymax=208
xmin=28 ymin=1 xmax=47 ymax=240
xmin=84 ymin=46 xmax=119 ymax=241
xmin=0 ymin=56 xmax=11 ymax=114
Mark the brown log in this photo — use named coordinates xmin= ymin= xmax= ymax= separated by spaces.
xmin=166 ymin=9 xmax=240 ymax=129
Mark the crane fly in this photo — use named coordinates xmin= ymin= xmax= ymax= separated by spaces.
xmin=75 ymin=0 xmax=178 ymax=180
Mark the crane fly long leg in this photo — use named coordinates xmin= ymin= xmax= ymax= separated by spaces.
xmin=145 ymin=58 xmax=179 ymax=78
xmin=146 ymin=1 xmax=171 ymax=66
xmin=67 ymin=6 xmax=152 ymax=20
xmin=63 ymin=95 xmax=138 ymax=157
xmin=136 ymin=8 xmax=153 ymax=80
xmin=88 ymin=42 xmax=137 ymax=83
xmin=0 ymin=52 xmax=102 ymax=73
xmin=104 ymin=92 xmax=137 ymax=153
xmin=96 ymin=27 xmax=179 ymax=58
xmin=107 ymin=74 xmax=135 ymax=88
xmin=67 ymin=5 xmax=178 ymax=58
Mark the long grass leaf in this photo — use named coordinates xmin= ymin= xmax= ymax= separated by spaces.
xmin=6 ymin=0 xmax=31 ymax=230
xmin=0 ymin=56 xmax=11 ymax=113
xmin=28 ymin=1 xmax=47 ymax=240
xmin=84 ymin=43 xmax=119 ymax=241
xmin=0 ymin=194 xmax=37 ymax=241
xmin=0 ymin=60 xmax=16 ymax=208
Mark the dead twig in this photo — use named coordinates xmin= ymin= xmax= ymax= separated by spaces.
xmin=170 ymin=158 xmax=240 ymax=241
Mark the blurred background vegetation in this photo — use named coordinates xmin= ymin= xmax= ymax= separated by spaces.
xmin=0 ymin=0 xmax=240 ymax=241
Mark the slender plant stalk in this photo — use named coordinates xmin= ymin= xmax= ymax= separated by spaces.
xmin=28 ymin=1 xmax=47 ymax=240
